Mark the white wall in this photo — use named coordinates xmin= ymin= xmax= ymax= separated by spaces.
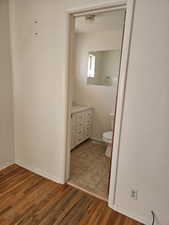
xmin=74 ymin=31 xmax=123 ymax=140
xmin=9 ymin=0 xmax=169 ymax=224
xmin=114 ymin=0 xmax=169 ymax=224
xmin=100 ymin=50 xmax=121 ymax=85
xmin=10 ymin=0 xmax=70 ymax=183
xmin=0 ymin=0 xmax=14 ymax=169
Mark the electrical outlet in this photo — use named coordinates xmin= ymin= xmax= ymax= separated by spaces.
xmin=130 ymin=190 xmax=138 ymax=200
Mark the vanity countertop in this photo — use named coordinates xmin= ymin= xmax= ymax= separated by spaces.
xmin=71 ymin=105 xmax=93 ymax=114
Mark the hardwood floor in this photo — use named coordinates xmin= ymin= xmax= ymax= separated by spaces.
xmin=0 ymin=165 xmax=143 ymax=225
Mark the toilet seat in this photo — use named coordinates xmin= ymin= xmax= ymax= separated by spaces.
xmin=103 ymin=131 xmax=113 ymax=144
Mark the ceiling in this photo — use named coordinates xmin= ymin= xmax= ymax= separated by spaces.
xmin=75 ymin=9 xmax=125 ymax=34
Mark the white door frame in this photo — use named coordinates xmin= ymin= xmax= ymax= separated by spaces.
xmin=64 ymin=0 xmax=135 ymax=209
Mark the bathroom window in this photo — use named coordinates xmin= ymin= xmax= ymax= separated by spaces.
xmin=88 ymin=54 xmax=96 ymax=78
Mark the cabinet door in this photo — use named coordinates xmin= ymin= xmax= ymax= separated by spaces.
xmin=84 ymin=109 xmax=93 ymax=138
xmin=76 ymin=112 xmax=85 ymax=144
xmin=71 ymin=114 xmax=76 ymax=149
xmin=85 ymin=110 xmax=93 ymax=126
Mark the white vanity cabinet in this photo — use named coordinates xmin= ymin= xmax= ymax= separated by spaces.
xmin=71 ymin=106 xmax=93 ymax=150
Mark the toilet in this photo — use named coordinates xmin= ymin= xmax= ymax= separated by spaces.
xmin=103 ymin=131 xmax=113 ymax=158
xmin=102 ymin=113 xmax=114 ymax=158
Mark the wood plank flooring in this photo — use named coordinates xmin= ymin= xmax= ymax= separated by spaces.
xmin=0 ymin=165 xmax=143 ymax=225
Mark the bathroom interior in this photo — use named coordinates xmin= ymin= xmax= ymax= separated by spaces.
xmin=68 ymin=9 xmax=125 ymax=200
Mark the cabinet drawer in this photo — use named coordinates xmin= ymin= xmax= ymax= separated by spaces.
xmin=85 ymin=110 xmax=93 ymax=118
xmin=84 ymin=126 xmax=92 ymax=135
xmin=76 ymin=112 xmax=85 ymax=121
xmin=76 ymin=122 xmax=84 ymax=130
xmin=85 ymin=119 xmax=92 ymax=125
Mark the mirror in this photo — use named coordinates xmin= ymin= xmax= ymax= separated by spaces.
xmin=87 ymin=50 xmax=121 ymax=86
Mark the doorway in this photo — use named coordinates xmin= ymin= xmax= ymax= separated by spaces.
xmin=64 ymin=1 xmax=134 ymax=203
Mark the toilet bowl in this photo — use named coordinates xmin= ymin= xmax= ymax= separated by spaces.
xmin=103 ymin=131 xmax=113 ymax=158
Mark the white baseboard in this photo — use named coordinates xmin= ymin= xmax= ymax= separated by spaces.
xmin=15 ymin=160 xmax=65 ymax=184
xmin=110 ymin=204 xmax=150 ymax=225
xmin=0 ymin=161 xmax=14 ymax=171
